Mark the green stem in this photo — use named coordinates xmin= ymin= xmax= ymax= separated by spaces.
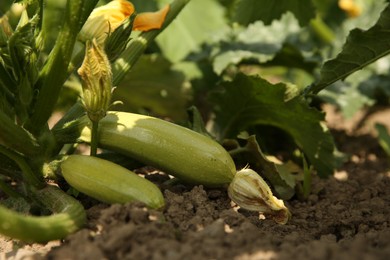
xmin=0 ymin=185 xmax=86 ymax=243
xmin=67 ymin=45 xmax=85 ymax=75
xmin=0 ymin=145 xmax=44 ymax=189
xmin=228 ymin=147 xmax=250 ymax=157
xmin=0 ymin=110 xmax=41 ymax=156
xmin=302 ymin=155 xmax=311 ymax=199
xmin=51 ymin=0 xmax=192 ymax=139
xmin=90 ymin=120 xmax=99 ymax=156
xmin=309 ymin=15 xmax=335 ymax=45
xmin=112 ymin=0 xmax=191 ymax=85
xmin=0 ymin=65 xmax=16 ymax=101
xmin=26 ymin=0 xmax=99 ymax=135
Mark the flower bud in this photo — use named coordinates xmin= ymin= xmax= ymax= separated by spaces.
xmin=228 ymin=168 xmax=291 ymax=224
xmin=78 ymin=39 xmax=112 ymax=122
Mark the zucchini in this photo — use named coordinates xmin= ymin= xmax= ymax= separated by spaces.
xmin=0 ymin=185 xmax=86 ymax=243
xmin=61 ymin=155 xmax=165 ymax=209
xmin=55 ymin=112 xmax=291 ymax=223
xmin=77 ymin=111 xmax=236 ymax=187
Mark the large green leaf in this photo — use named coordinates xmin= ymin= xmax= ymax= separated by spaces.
xmin=112 ymin=55 xmax=190 ymax=121
xmin=156 ymin=0 xmax=226 ymax=62
xmin=211 ymin=73 xmax=343 ymax=177
xmin=212 ymin=13 xmax=302 ymax=75
xmin=233 ymin=0 xmax=316 ymax=26
xmin=308 ymin=3 xmax=390 ymax=94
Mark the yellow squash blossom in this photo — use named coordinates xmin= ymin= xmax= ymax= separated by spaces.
xmin=79 ymin=0 xmax=170 ymax=45
xmin=338 ymin=0 xmax=361 ymax=17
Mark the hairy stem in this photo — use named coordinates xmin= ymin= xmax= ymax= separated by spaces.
xmin=90 ymin=120 xmax=99 ymax=156
xmin=52 ymin=0 xmax=192 ymax=140
xmin=26 ymin=0 xmax=99 ymax=135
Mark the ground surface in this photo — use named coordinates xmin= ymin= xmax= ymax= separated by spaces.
xmin=1 ymin=105 xmax=390 ymax=260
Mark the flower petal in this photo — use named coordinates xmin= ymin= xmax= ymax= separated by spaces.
xmin=79 ymin=0 xmax=135 ymax=45
xmin=133 ymin=5 xmax=170 ymax=32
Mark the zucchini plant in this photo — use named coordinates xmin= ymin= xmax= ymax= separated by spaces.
xmin=0 ymin=0 xmax=190 ymax=242
xmin=1 ymin=0 xmax=389 ymax=243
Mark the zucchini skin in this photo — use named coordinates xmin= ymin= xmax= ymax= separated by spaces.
xmin=79 ymin=111 xmax=236 ymax=187
xmin=0 ymin=185 xmax=86 ymax=243
xmin=61 ymin=155 xmax=165 ymax=209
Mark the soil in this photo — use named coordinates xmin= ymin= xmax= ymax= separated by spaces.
xmin=1 ymin=105 xmax=390 ymax=260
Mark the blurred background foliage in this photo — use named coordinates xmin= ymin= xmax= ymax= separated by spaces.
xmin=20 ymin=0 xmax=387 ymax=121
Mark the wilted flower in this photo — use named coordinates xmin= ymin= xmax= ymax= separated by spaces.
xmin=78 ymin=39 xmax=112 ymax=122
xmin=79 ymin=0 xmax=170 ymax=45
xmin=228 ymin=168 xmax=291 ymax=224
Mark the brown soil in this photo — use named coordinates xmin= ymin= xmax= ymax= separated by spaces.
xmin=1 ymin=105 xmax=390 ymax=260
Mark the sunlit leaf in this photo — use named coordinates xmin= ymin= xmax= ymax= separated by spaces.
xmin=213 ymin=14 xmax=301 ymax=75
xmin=156 ymin=0 xmax=226 ymax=62
xmin=211 ymin=73 xmax=343 ymax=177
xmin=308 ymin=3 xmax=390 ymax=94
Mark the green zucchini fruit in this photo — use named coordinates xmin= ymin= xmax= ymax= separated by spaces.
xmin=0 ymin=185 xmax=86 ymax=243
xmin=61 ymin=155 xmax=165 ymax=209
xmin=55 ymin=112 xmax=291 ymax=223
xmin=77 ymin=111 xmax=236 ymax=187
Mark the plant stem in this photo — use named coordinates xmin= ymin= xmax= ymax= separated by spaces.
xmin=309 ymin=15 xmax=335 ymax=45
xmin=90 ymin=120 xmax=99 ymax=156
xmin=26 ymin=0 xmax=99 ymax=135
xmin=0 ymin=111 xmax=41 ymax=156
xmin=112 ymin=0 xmax=191 ymax=85
xmin=51 ymin=0 xmax=192 ymax=135
xmin=302 ymin=155 xmax=311 ymax=199
xmin=228 ymin=147 xmax=250 ymax=157
xmin=0 ymin=185 xmax=86 ymax=243
xmin=0 ymin=145 xmax=44 ymax=189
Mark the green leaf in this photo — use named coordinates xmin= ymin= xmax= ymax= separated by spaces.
xmin=0 ymin=0 xmax=14 ymax=16
xmin=308 ymin=3 xmax=390 ymax=94
xmin=186 ymin=106 xmax=214 ymax=138
xmin=236 ymin=135 xmax=296 ymax=200
xmin=233 ymin=0 xmax=316 ymax=26
xmin=213 ymin=13 xmax=301 ymax=75
xmin=358 ymin=74 xmax=390 ymax=104
xmin=211 ymin=73 xmax=343 ymax=177
xmin=319 ymin=82 xmax=375 ymax=119
xmin=8 ymin=11 xmax=39 ymax=82
xmin=156 ymin=0 xmax=226 ymax=62
xmin=375 ymin=123 xmax=390 ymax=157
xmin=112 ymin=55 xmax=190 ymax=121
xmin=130 ymin=0 xmax=159 ymax=12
